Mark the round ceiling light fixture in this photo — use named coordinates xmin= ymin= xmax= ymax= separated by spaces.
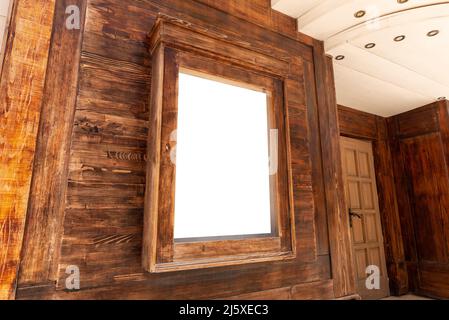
xmin=394 ymin=35 xmax=406 ymax=42
xmin=354 ymin=10 xmax=366 ymax=18
xmin=397 ymin=0 xmax=408 ymax=4
xmin=427 ymin=30 xmax=440 ymax=37
xmin=335 ymin=55 xmax=345 ymax=61
xmin=365 ymin=43 xmax=376 ymax=49
xmin=438 ymin=97 xmax=446 ymax=101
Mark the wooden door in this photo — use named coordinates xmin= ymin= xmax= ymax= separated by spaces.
xmin=340 ymin=137 xmax=389 ymax=299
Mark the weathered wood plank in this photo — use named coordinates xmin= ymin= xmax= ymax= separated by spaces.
xmin=224 ymin=279 xmax=334 ymax=300
xmin=0 ymin=0 xmax=55 ymax=300
xmin=388 ymin=100 xmax=449 ymax=298
xmin=18 ymin=0 xmax=88 ymax=285
xmin=313 ymin=42 xmax=356 ymax=297
xmin=83 ymin=0 xmax=313 ymax=65
xmin=17 ymin=255 xmax=331 ymax=299
xmin=304 ymin=60 xmax=330 ymax=257
xmin=372 ymin=117 xmax=408 ymax=295
xmin=15 ymin=0 xmax=337 ymax=300
xmin=338 ymin=105 xmax=378 ymax=140
xmin=290 ymin=279 xmax=334 ymax=300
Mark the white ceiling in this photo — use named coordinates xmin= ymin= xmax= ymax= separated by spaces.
xmin=272 ymin=0 xmax=449 ymax=117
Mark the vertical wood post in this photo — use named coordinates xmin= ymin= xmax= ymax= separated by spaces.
xmin=373 ymin=117 xmax=409 ymax=295
xmin=0 ymin=0 xmax=56 ymax=300
xmin=18 ymin=0 xmax=87 ymax=285
xmin=312 ymin=40 xmax=356 ymax=298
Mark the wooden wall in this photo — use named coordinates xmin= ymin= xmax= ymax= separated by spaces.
xmin=388 ymin=100 xmax=449 ymax=299
xmin=12 ymin=0 xmax=356 ymax=299
xmin=9 ymin=0 xmax=448 ymax=300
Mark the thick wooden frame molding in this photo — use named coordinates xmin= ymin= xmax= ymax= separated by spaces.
xmin=143 ymin=16 xmax=296 ymax=273
xmin=311 ymin=41 xmax=356 ymax=298
xmin=0 ymin=0 xmax=56 ymax=300
xmin=18 ymin=0 xmax=88 ymax=286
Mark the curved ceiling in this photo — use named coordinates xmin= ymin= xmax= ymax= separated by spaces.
xmin=272 ymin=0 xmax=449 ymax=116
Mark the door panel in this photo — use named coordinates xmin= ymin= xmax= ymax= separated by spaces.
xmin=401 ymin=134 xmax=449 ymax=263
xmin=341 ymin=137 xmax=389 ymax=299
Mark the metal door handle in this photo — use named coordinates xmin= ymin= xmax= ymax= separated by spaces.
xmin=349 ymin=209 xmax=362 ymax=227
xmin=349 ymin=209 xmax=362 ymax=219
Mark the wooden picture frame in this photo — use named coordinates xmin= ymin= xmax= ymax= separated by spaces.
xmin=142 ymin=15 xmax=296 ymax=273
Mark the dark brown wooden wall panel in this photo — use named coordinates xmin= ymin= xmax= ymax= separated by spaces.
xmin=372 ymin=118 xmax=408 ymax=295
xmin=338 ymin=105 xmax=378 ymax=140
xmin=418 ymin=262 xmax=449 ymax=299
xmin=193 ymin=0 xmax=313 ymax=46
xmin=393 ymin=104 xmax=439 ymax=138
xmin=16 ymin=0 xmax=353 ymax=300
xmin=400 ymin=134 xmax=449 ymax=263
xmin=305 ymin=61 xmax=329 ymax=258
xmin=388 ymin=100 xmax=449 ymax=299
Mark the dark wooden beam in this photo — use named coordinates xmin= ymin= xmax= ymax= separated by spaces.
xmin=372 ymin=117 xmax=408 ymax=295
xmin=19 ymin=0 xmax=88 ymax=285
xmin=312 ymin=41 xmax=356 ymax=298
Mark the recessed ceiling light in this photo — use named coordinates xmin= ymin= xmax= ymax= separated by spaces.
xmin=438 ymin=97 xmax=446 ymax=101
xmin=394 ymin=35 xmax=406 ymax=42
xmin=365 ymin=43 xmax=376 ymax=49
xmin=354 ymin=10 xmax=366 ymax=18
xmin=397 ymin=0 xmax=408 ymax=4
xmin=427 ymin=30 xmax=439 ymax=37
xmin=335 ymin=55 xmax=345 ymax=61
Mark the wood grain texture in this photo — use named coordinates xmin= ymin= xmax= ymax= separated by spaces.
xmin=15 ymin=0 xmax=350 ymax=300
xmin=305 ymin=60 xmax=329 ymax=257
xmin=388 ymin=100 xmax=449 ymax=299
xmin=193 ymin=0 xmax=314 ymax=46
xmin=340 ymin=137 xmax=390 ymax=299
xmin=0 ymin=0 xmax=55 ymax=300
xmin=313 ymin=44 xmax=356 ymax=298
xmin=143 ymin=18 xmax=297 ymax=272
xmin=18 ymin=0 xmax=88 ymax=286
xmin=372 ymin=118 xmax=408 ymax=296
xmin=338 ymin=105 xmax=377 ymax=140
xmin=225 ymin=279 xmax=334 ymax=300
xmin=16 ymin=255 xmax=332 ymax=299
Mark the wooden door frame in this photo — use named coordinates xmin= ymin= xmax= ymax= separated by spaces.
xmin=340 ymin=136 xmax=390 ymax=299
xmin=338 ymin=105 xmax=409 ymax=295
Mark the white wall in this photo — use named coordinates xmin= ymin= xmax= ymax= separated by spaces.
xmin=0 ymin=0 xmax=12 ymax=57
